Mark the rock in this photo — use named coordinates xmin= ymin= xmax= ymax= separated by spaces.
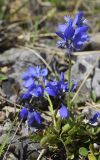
xmin=0 ymin=111 xmax=6 ymax=122
xmin=7 ymin=153 xmax=17 ymax=160
xmin=0 ymin=48 xmax=42 ymax=66
xmin=92 ymin=68 xmax=100 ymax=98
xmin=71 ymin=52 xmax=100 ymax=98
xmin=8 ymin=138 xmax=41 ymax=160
xmin=89 ymin=33 xmax=100 ymax=50
xmin=3 ymin=121 xmax=12 ymax=132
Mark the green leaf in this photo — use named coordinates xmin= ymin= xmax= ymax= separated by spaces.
xmin=0 ymin=74 xmax=7 ymax=81
xmin=56 ymin=118 xmax=62 ymax=131
xmin=62 ymin=123 xmax=71 ymax=134
xmin=79 ymin=147 xmax=88 ymax=157
xmin=68 ymin=126 xmax=77 ymax=136
xmin=30 ymin=134 xmax=42 ymax=142
xmin=68 ymin=153 xmax=74 ymax=159
xmin=65 ymin=136 xmax=72 ymax=145
xmin=0 ymin=132 xmax=10 ymax=155
xmin=40 ymin=135 xmax=58 ymax=147
xmin=88 ymin=153 xmax=96 ymax=160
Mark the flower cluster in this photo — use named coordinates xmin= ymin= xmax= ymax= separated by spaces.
xmin=22 ymin=66 xmax=48 ymax=99
xmin=46 ymin=72 xmax=76 ymax=97
xmin=20 ymin=66 xmax=76 ymax=124
xmin=20 ymin=107 xmax=42 ymax=126
xmin=56 ymin=12 xmax=89 ymax=53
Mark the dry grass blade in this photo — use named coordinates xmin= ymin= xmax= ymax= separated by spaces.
xmin=0 ymin=95 xmax=22 ymax=109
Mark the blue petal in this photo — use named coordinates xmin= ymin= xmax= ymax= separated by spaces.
xmin=23 ymin=78 xmax=34 ymax=88
xmin=56 ymin=32 xmax=64 ymax=39
xmin=45 ymin=87 xmax=57 ymax=96
xmin=90 ymin=112 xmax=100 ymax=124
xmin=33 ymin=111 xmax=42 ymax=124
xmin=59 ymin=105 xmax=69 ymax=118
xmin=20 ymin=107 xmax=28 ymax=119
xmin=72 ymin=12 xmax=83 ymax=27
xmin=22 ymin=92 xmax=30 ymax=99
xmin=35 ymin=66 xmax=41 ymax=77
xmin=81 ymin=34 xmax=90 ymax=42
xmin=28 ymin=84 xmax=36 ymax=92
xmin=57 ymin=24 xmax=67 ymax=32
xmin=22 ymin=71 xmax=30 ymax=80
xmin=30 ymin=85 xmax=44 ymax=97
xmin=28 ymin=112 xmax=35 ymax=126
xmin=28 ymin=66 xmax=37 ymax=77
xmin=60 ymin=83 xmax=68 ymax=92
xmin=64 ymin=25 xmax=75 ymax=40
xmin=73 ymin=32 xmax=89 ymax=50
xmin=41 ymin=68 xmax=48 ymax=77
xmin=75 ymin=26 xmax=88 ymax=35
xmin=48 ymin=80 xmax=58 ymax=86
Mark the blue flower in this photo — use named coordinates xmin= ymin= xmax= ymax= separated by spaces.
xmin=45 ymin=72 xmax=76 ymax=97
xmin=26 ymin=66 xmax=48 ymax=78
xmin=45 ymin=73 xmax=68 ymax=96
xmin=45 ymin=81 xmax=59 ymax=96
xmin=72 ymin=12 xmax=84 ymax=26
xmin=58 ymin=72 xmax=68 ymax=92
xmin=56 ymin=12 xmax=89 ymax=52
xmin=20 ymin=107 xmax=28 ymax=119
xmin=20 ymin=106 xmax=43 ymax=126
xmin=90 ymin=112 xmax=100 ymax=124
xmin=30 ymin=85 xmax=44 ymax=97
xmin=33 ymin=111 xmax=43 ymax=124
xmin=59 ymin=104 xmax=69 ymax=118
xmin=22 ymin=70 xmax=34 ymax=88
xmin=28 ymin=112 xmax=35 ymax=126
xmin=28 ymin=111 xmax=42 ymax=126
xmin=23 ymin=77 xmax=34 ymax=88
xmin=22 ymin=66 xmax=48 ymax=88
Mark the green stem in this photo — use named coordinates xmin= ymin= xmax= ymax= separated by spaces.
xmin=59 ymin=136 xmax=68 ymax=160
xmin=67 ymin=54 xmax=71 ymax=110
xmin=45 ymin=92 xmax=57 ymax=127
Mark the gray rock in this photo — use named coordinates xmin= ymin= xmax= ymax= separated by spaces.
xmin=92 ymin=68 xmax=100 ymax=98
xmin=7 ymin=153 xmax=17 ymax=160
xmin=0 ymin=48 xmax=41 ymax=66
xmin=71 ymin=52 xmax=100 ymax=98
xmin=3 ymin=121 xmax=12 ymax=132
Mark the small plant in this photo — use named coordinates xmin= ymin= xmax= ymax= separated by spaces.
xmin=19 ymin=12 xmax=100 ymax=159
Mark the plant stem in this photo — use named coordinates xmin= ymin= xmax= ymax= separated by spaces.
xmin=67 ymin=54 xmax=71 ymax=110
xmin=45 ymin=92 xmax=57 ymax=127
